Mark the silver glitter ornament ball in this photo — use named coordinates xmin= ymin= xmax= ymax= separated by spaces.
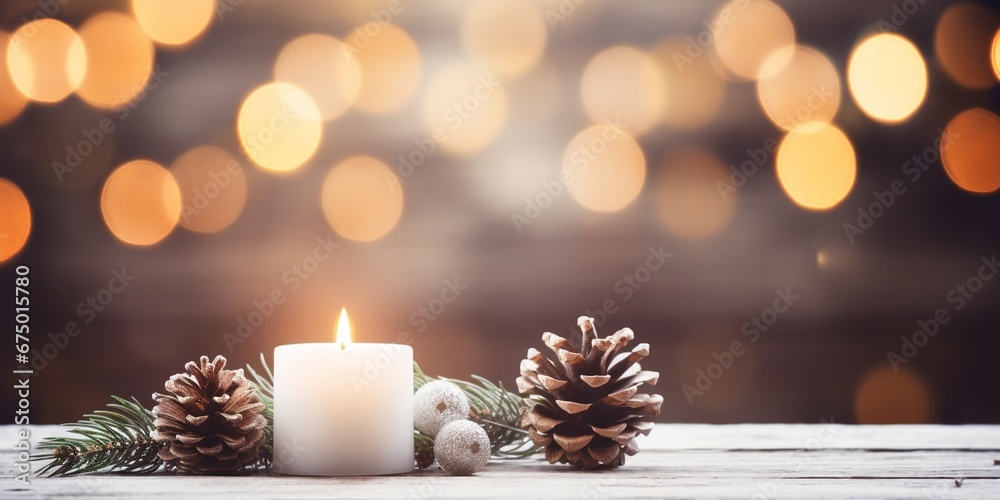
xmin=434 ymin=420 xmax=491 ymax=475
xmin=414 ymin=380 xmax=470 ymax=437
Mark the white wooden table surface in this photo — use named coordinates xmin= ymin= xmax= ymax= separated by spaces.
xmin=3 ymin=424 xmax=999 ymax=499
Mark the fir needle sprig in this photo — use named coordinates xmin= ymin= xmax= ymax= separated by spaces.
xmin=31 ymin=396 xmax=165 ymax=476
xmin=31 ymin=355 xmax=540 ymax=476
xmin=244 ymin=354 xmax=275 ymax=469
xmin=413 ymin=362 xmax=541 ymax=461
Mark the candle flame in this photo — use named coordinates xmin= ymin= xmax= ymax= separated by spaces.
xmin=336 ymin=308 xmax=351 ymax=349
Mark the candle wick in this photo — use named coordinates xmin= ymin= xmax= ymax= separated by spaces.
xmin=338 ymin=342 xmax=346 ymax=351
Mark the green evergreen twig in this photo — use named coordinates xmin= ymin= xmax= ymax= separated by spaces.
xmin=244 ymin=353 xmax=274 ymax=470
xmin=30 ymin=396 xmax=165 ymax=476
xmin=32 ymin=355 xmax=539 ymax=476
xmin=413 ymin=362 xmax=541 ymax=460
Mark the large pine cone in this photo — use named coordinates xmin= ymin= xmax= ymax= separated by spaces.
xmin=152 ymin=355 xmax=268 ymax=474
xmin=518 ymin=317 xmax=661 ymax=469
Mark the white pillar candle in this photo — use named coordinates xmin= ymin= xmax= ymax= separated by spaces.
xmin=273 ymin=309 xmax=413 ymax=475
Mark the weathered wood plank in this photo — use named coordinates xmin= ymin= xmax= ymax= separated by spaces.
xmin=1 ymin=467 xmax=995 ymax=500
xmin=7 ymin=424 xmax=1000 ymax=451
xmin=2 ymin=425 xmax=998 ymax=499
xmin=4 ymin=449 xmax=997 ymax=479
xmin=651 ymin=424 xmax=1000 ymax=450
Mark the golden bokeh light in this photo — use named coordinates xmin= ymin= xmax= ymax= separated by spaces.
xmin=941 ymin=108 xmax=1000 ymax=193
xmin=993 ymin=29 xmax=1000 ymax=82
xmin=7 ymin=19 xmax=86 ymax=103
xmin=935 ymin=3 xmax=999 ymax=90
xmin=712 ymin=0 xmax=795 ymax=80
xmin=347 ymin=24 xmax=421 ymax=115
xmin=757 ymin=46 xmax=840 ymax=131
xmin=562 ymin=124 xmax=646 ymax=212
xmin=776 ymin=122 xmax=856 ymax=210
xmin=848 ymin=34 xmax=927 ymax=124
xmin=274 ymin=34 xmax=362 ymax=121
xmin=237 ymin=82 xmax=322 ymax=173
xmin=131 ymin=0 xmax=213 ymax=46
xmin=461 ymin=0 xmax=547 ymax=79
xmin=0 ymin=33 xmax=28 ymax=125
xmin=321 ymin=156 xmax=403 ymax=242
xmin=171 ymin=146 xmax=248 ymax=233
xmin=0 ymin=178 xmax=31 ymax=262
xmin=77 ymin=12 xmax=154 ymax=109
xmin=854 ymin=367 xmax=931 ymax=424
xmin=651 ymin=37 xmax=726 ymax=130
xmin=653 ymin=148 xmax=735 ymax=240
xmin=101 ymin=160 xmax=182 ymax=246
xmin=580 ymin=45 xmax=666 ymax=135
xmin=423 ymin=64 xmax=508 ymax=155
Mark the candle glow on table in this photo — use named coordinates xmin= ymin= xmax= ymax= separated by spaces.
xmin=273 ymin=309 xmax=414 ymax=475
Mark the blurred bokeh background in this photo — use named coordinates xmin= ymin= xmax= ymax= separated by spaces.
xmin=1 ymin=0 xmax=999 ymax=425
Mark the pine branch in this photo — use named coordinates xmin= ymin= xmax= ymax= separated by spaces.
xmin=413 ymin=362 xmax=542 ymax=460
xmin=30 ymin=396 xmax=166 ymax=476
xmin=32 ymin=356 xmax=538 ymax=477
xmin=245 ymin=353 xmax=275 ymax=470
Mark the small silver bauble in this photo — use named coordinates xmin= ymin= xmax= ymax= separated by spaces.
xmin=434 ymin=420 xmax=491 ymax=476
xmin=414 ymin=380 xmax=470 ymax=437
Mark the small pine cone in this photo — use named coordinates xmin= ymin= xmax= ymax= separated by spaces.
xmin=517 ymin=317 xmax=661 ymax=469
xmin=152 ymin=355 xmax=268 ymax=474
